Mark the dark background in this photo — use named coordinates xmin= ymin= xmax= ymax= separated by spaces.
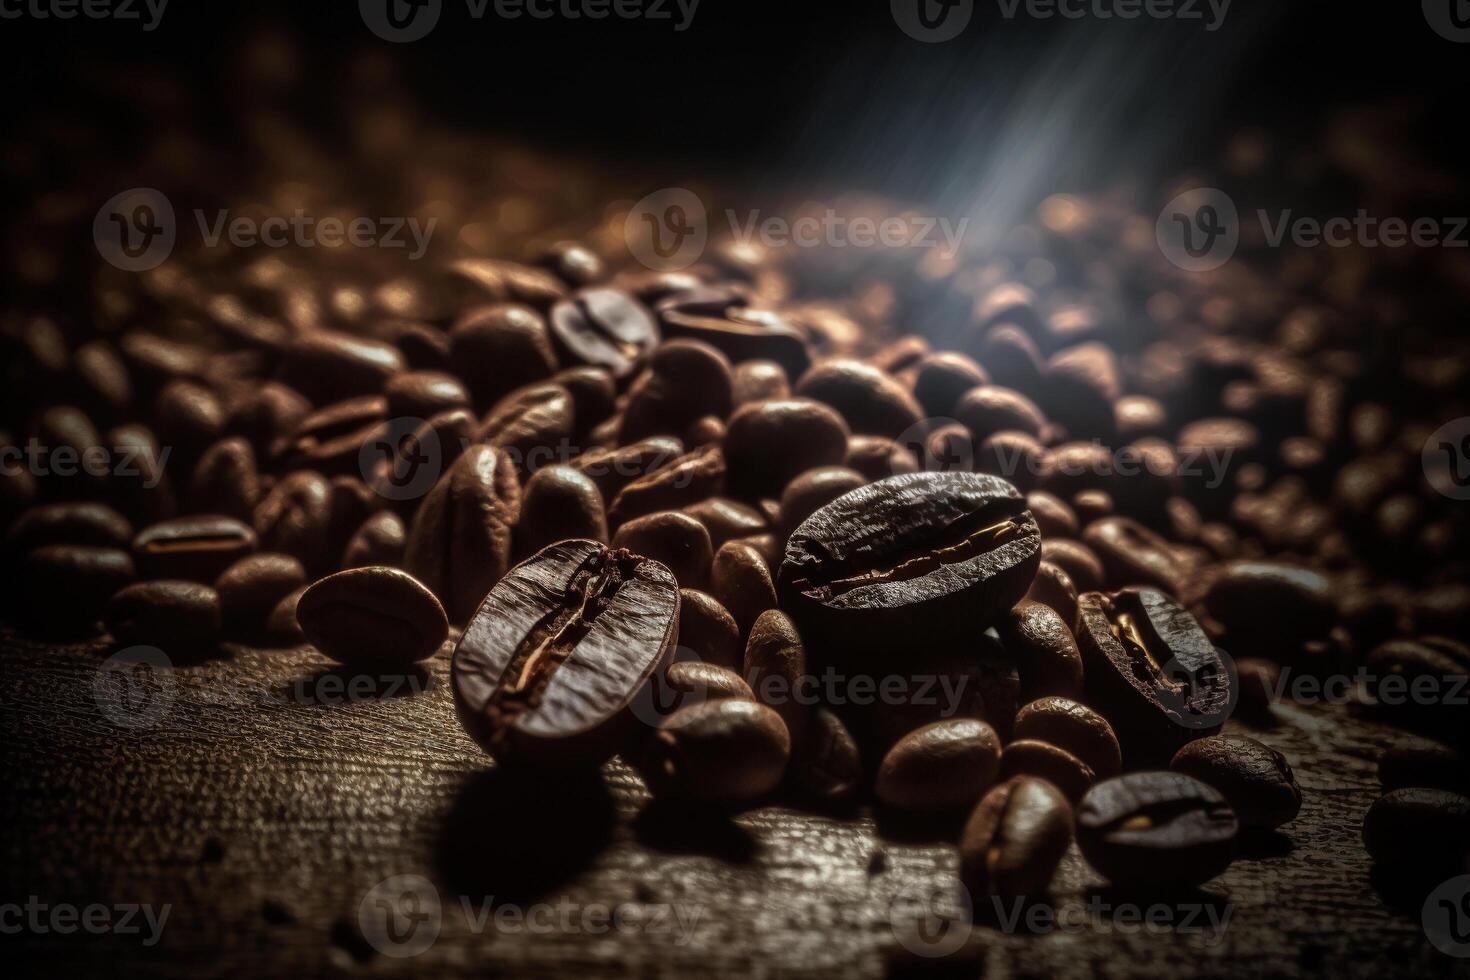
xmin=1 ymin=0 xmax=1465 ymax=200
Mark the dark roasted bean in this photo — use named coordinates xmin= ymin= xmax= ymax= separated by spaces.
xmin=1362 ymin=788 xmax=1470 ymax=866
xmin=297 ymin=566 xmax=447 ymax=666
xmin=549 ymin=288 xmax=659 ymax=379
xmin=999 ymin=739 xmax=1095 ymax=802
xmin=1077 ymin=772 xmax=1238 ymax=887
xmin=1013 ymin=697 xmax=1122 ymax=779
xmin=875 ymin=719 xmax=1002 ymax=811
xmin=641 ymin=698 xmax=790 ymax=803
xmin=214 ymin=552 xmax=308 ymax=633
xmin=611 ymin=511 xmax=712 ymax=589
xmin=723 ymin=398 xmax=849 ymax=498
xmin=677 ymin=588 xmax=743 ymax=671
xmin=960 ymin=776 xmax=1073 ymax=900
xmin=1171 ymin=735 xmax=1302 ymax=829
xmin=448 ymin=305 xmax=560 ymax=411
xmin=998 ymin=600 xmax=1084 ymax=701
xmin=516 ymin=464 xmax=608 ymax=557
xmin=134 ymin=515 xmax=258 ymax=583
xmin=453 ymin=540 xmax=677 ymax=765
xmin=106 ymin=580 xmax=221 ymax=650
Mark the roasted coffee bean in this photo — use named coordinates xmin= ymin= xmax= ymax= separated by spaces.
xmin=682 ymin=497 xmax=768 ymax=550
xmin=1025 ymin=561 xmax=1080 ymax=630
xmin=954 ymin=385 xmax=1047 ymax=440
xmin=369 ymin=409 xmax=477 ymax=509
xmin=777 ymin=466 xmax=867 ymax=538
xmin=106 ymin=580 xmax=221 ymax=650
xmin=446 ymin=256 xmax=568 ymax=309
xmin=619 ymin=339 xmax=734 ymax=443
xmin=477 ymin=381 xmax=575 ymax=474
xmin=1203 ymin=561 xmax=1335 ymax=647
xmin=1363 ymin=638 xmax=1470 ymax=735
xmin=731 ymin=359 xmax=790 ymax=405
xmin=744 ymin=609 xmax=810 ymax=748
xmin=960 ymin=776 xmax=1073 ymax=900
xmin=274 ymin=396 xmax=387 ymax=474
xmin=1039 ymin=540 xmax=1106 ymax=594
xmin=611 ymin=511 xmax=712 ymax=589
xmin=23 ymin=545 xmax=135 ymax=628
xmin=32 ymin=405 xmax=107 ymax=499
xmin=384 ymin=371 xmax=471 ymax=421
xmin=875 ymin=719 xmax=1002 ymax=811
xmin=844 ymin=434 xmax=920 ymax=482
xmin=677 ymin=588 xmax=743 ymax=671
xmin=153 ymin=379 xmax=225 ymax=462
xmin=656 ymin=288 xmax=810 ymax=380
xmin=342 ymin=510 xmax=407 ymax=569
xmin=723 ymin=398 xmax=849 ymax=498
xmin=387 ymin=320 xmax=452 ymax=372
xmin=71 ymin=339 xmax=133 ymax=422
xmin=452 ymin=540 xmax=679 ymax=765
xmin=134 ymin=515 xmax=258 ymax=583
xmin=1082 ymin=517 xmax=1186 ymax=595
xmin=538 ymin=241 xmax=604 ymax=286
xmin=264 ymin=585 xmax=308 ymax=646
xmin=1026 ymin=491 xmax=1079 ymax=539
xmin=780 ymin=472 xmax=1040 ymax=647
xmin=998 ymin=600 xmax=1084 ymax=700
xmin=912 ymin=352 xmax=989 ymax=417
xmin=1233 ymin=658 xmax=1281 ymax=720
xmin=608 ymin=444 xmax=726 ymax=526
xmin=253 ymin=472 xmax=333 ymax=571
xmin=448 ymin=305 xmax=559 ymax=410
xmin=1013 ymin=697 xmax=1122 ymax=779
xmin=214 ymin=553 xmax=308 ymax=633
xmin=791 ymin=707 xmax=862 ymax=806
xmin=975 ymin=431 xmax=1046 ymax=492
xmin=6 ymin=502 xmax=133 ymax=553
xmin=553 ymin=366 xmax=617 ymax=437
xmin=1362 ymin=789 xmax=1470 ymax=866
xmin=924 ymin=423 xmax=974 ymax=472
xmin=278 ymin=330 xmax=404 ymax=405
xmin=1115 ymin=395 xmax=1169 ymax=440
xmin=1378 ymin=740 xmax=1469 ymax=794
xmin=549 ymin=288 xmax=659 ymax=379
xmin=189 ymin=437 xmax=261 ymax=521
xmin=709 ymin=539 xmax=777 ymax=639
xmin=999 ymin=739 xmax=1095 ymax=802
xmin=665 ymin=660 xmax=754 ymax=702
xmin=1071 ymin=490 xmax=1114 ymax=525
xmin=1076 ymin=588 xmax=1233 ymax=761
xmin=1171 ymin=735 xmax=1302 ymax=829
xmin=104 ymin=423 xmax=176 ymax=525
xmin=871 ymin=632 xmax=1021 ymax=745
xmin=404 ymin=444 xmax=521 ymax=624
xmin=794 ymin=359 xmax=924 ymax=442
xmin=641 ymin=698 xmax=791 ymax=803
xmin=1042 ymin=342 xmax=1122 ymax=440
xmin=570 ymin=436 xmax=684 ymax=502
xmin=1077 ymin=772 xmax=1238 ymax=887
xmin=516 ymin=465 xmax=608 ymax=557
xmin=296 ymin=566 xmax=447 ymax=666
xmin=225 ymin=382 xmax=312 ymax=454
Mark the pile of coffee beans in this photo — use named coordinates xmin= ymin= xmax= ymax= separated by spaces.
xmin=4 ymin=116 xmax=1468 ymax=903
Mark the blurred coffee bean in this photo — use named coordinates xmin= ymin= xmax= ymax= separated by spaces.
xmin=710 ymin=540 xmax=777 ymax=639
xmin=134 ymin=515 xmax=257 ymax=582
xmin=1025 ymin=560 xmax=1080 ymax=629
xmin=384 ymin=371 xmax=470 ymax=421
xmin=278 ymin=330 xmax=403 ymax=405
xmin=724 ymin=398 xmax=850 ymax=499
xmin=1082 ymin=516 xmax=1187 ymax=595
xmin=6 ymin=502 xmax=133 ymax=553
xmin=1378 ymin=740 xmax=1469 ymax=794
xmin=477 ymin=382 xmax=575 ymax=475
xmin=795 ymin=359 xmax=924 ymax=443
xmin=570 ymin=436 xmax=684 ymax=503
xmin=911 ymin=351 xmax=989 ymax=417
xmin=214 ymin=552 xmax=307 ymax=635
xmin=790 ymin=706 xmax=862 ymax=807
xmin=744 ymin=609 xmax=810 ymax=749
xmin=1039 ymin=539 xmax=1106 ymax=593
xmin=549 ymin=288 xmax=659 ymax=380
xmin=516 ymin=464 xmax=608 ymax=557
xmin=611 ymin=511 xmax=712 ymax=589
xmin=619 ymin=339 xmax=733 ymax=443
xmin=1203 ymin=560 xmax=1335 ymax=647
xmin=844 ymin=435 xmax=920 ymax=481
xmin=447 ymin=305 xmax=564 ymax=410
xmin=955 ymin=385 xmax=1047 ymax=441
xmin=778 ymin=466 xmax=866 ymax=537
xmin=1077 ymin=772 xmax=1238 ymax=887
xmin=1362 ymin=788 xmax=1470 ymax=866
xmin=641 ymin=699 xmax=790 ymax=803
xmin=677 ymin=588 xmax=743 ymax=671
xmin=1026 ymin=491 xmax=1079 ymax=539
xmin=731 ymin=359 xmax=790 ymax=406
xmin=106 ymin=579 xmax=220 ymax=650
xmin=189 ymin=438 xmax=261 ymax=521
xmin=253 ymin=471 xmax=333 ymax=572
xmin=297 ymin=566 xmax=447 ymax=666
xmin=682 ymin=497 xmax=768 ymax=550
xmin=23 ymin=545 xmax=135 ymax=630
xmin=608 ymin=444 xmax=726 ymax=526
xmin=342 ymin=510 xmax=408 ymax=569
